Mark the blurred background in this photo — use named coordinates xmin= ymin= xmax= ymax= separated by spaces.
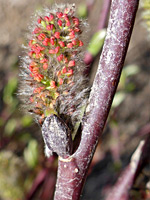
xmin=0 ymin=0 xmax=149 ymax=199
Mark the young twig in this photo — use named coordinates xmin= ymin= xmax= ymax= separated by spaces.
xmin=54 ymin=0 xmax=139 ymax=199
xmin=84 ymin=0 xmax=111 ymax=66
xmin=105 ymin=134 xmax=150 ymax=200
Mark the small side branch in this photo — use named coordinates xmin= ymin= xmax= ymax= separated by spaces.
xmin=54 ymin=1 xmax=139 ymax=199
xmin=105 ymin=134 xmax=150 ymax=200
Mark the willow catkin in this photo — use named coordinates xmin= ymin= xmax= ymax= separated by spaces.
xmin=19 ymin=4 xmax=89 ymax=156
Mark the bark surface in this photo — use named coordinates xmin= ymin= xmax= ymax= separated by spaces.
xmin=54 ymin=1 xmax=139 ymax=199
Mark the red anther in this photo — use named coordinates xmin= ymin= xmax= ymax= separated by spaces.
xmin=73 ymin=17 xmax=79 ymax=26
xmin=29 ymin=40 xmax=32 ymax=47
xmin=33 ymin=87 xmax=41 ymax=93
xmin=56 ymin=12 xmax=63 ymax=18
xmin=39 ymin=86 xmax=45 ymax=90
xmin=30 ymin=97 xmax=34 ymax=103
xmin=49 ymin=14 xmax=54 ymax=21
xmin=30 ymin=73 xmax=33 ymax=77
xmin=67 ymin=43 xmax=73 ymax=48
xmin=31 ymin=44 xmax=36 ymax=50
xmin=29 ymin=40 xmax=34 ymax=47
xmin=40 ymin=58 xmax=48 ymax=63
xmin=34 ymin=47 xmax=41 ymax=54
xmin=64 ymin=15 xmax=69 ymax=21
xmin=43 ymin=63 xmax=48 ymax=70
xmin=57 ymin=70 xmax=61 ymax=76
xmin=37 ymin=18 xmax=42 ymax=24
xmin=51 ymin=36 xmax=55 ymax=40
xmin=39 ymin=45 xmax=45 ymax=51
xmin=62 ymin=66 xmax=67 ymax=74
xmin=31 ymin=67 xmax=39 ymax=74
xmin=64 ymin=8 xmax=69 ymax=14
xmin=72 ymin=40 xmax=77 ymax=46
xmin=69 ymin=31 xmax=75 ymax=39
xmin=42 ymin=38 xmax=50 ymax=46
xmin=55 ymin=46 xmax=60 ymax=54
xmin=50 ymin=80 xmax=56 ymax=88
xmin=41 ymin=114 xmax=45 ymax=119
xmin=35 ymin=102 xmax=42 ymax=108
xmin=44 ymin=16 xmax=49 ymax=21
xmin=54 ymin=32 xmax=60 ymax=39
xmin=57 ymin=54 xmax=63 ymax=62
xmin=79 ymin=40 xmax=83 ymax=46
xmin=50 ymin=37 xmax=55 ymax=45
xmin=58 ymin=41 xmax=65 ymax=47
xmin=34 ymin=74 xmax=44 ymax=82
xmin=36 ymin=52 xmax=43 ymax=58
xmin=74 ymin=27 xmax=80 ymax=32
xmin=28 ymin=51 xmax=35 ymax=57
xmin=46 ymin=24 xmax=54 ymax=30
xmin=57 ymin=20 xmax=62 ymax=26
xmin=39 ymin=118 xmax=44 ymax=125
xmin=29 ymin=64 xmax=34 ymax=72
xmin=64 ymin=57 xmax=68 ymax=63
xmin=66 ymin=20 xmax=71 ymax=27
xmin=38 ymin=33 xmax=46 ymax=40
xmin=67 ymin=69 xmax=73 ymax=76
xmin=34 ymin=108 xmax=42 ymax=115
xmin=30 ymin=61 xmax=37 ymax=67
xmin=34 ymin=87 xmax=44 ymax=94
xmin=33 ymin=27 xmax=41 ymax=34
xmin=68 ymin=28 xmax=73 ymax=32
xmin=68 ymin=60 xmax=75 ymax=67
xmin=59 ymin=78 xmax=63 ymax=85
xmin=29 ymin=65 xmax=33 ymax=72
xmin=49 ymin=49 xmax=55 ymax=54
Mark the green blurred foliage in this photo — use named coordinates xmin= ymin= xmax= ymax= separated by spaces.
xmin=0 ymin=151 xmax=26 ymax=200
xmin=24 ymin=139 xmax=39 ymax=168
xmin=21 ymin=115 xmax=33 ymax=127
xmin=0 ymin=117 xmax=4 ymax=127
xmin=18 ymin=132 xmax=32 ymax=144
xmin=4 ymin=119 xmax=17 ymax=136
xmin=3 ymin=77 xmax=18 ymax=112
xmin=77 ymin=3 xmax=88 ymax=18
xmin=141 ymin=0 xmax=150 ymax=32
xmin=112 ymin=64 xmax=140 ymax=108
xmin=87 ymin=29 xmax=106 ymax=56
xmin=112 ymin=92 xmax=126 ymax=108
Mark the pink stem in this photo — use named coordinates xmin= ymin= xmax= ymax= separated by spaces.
xmin=97 ymin=0 xmax=111 ymax=30
xmin=54 ymin=1 xmax=139 ymax=199
xmin=26 ymin=169 xmax=48 ymax=200
xmin=84 ymin=0 xmax=111 ymax=66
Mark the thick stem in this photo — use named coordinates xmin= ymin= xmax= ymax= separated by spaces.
xmin=54 ymin=0 xmax=139 ymax=199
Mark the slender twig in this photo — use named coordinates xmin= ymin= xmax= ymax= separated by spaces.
xmin=86 ymin=0 xmax=95 ymax=12
xmin=84 ymin=0 xmax=111 ymax=66
xmin=54 ymin=1 xmax=139 ymax=199
xmin=26 ymin=169 xmax=48 ymax=200
xmin=97 ymin=0 xmax=111 ymax=30
xmin=26 ymin=156 xmax=56 ymax=200
xmin=105 ymin=134 xmax=150 ymax=200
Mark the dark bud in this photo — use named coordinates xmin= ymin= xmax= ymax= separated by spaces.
xmin=42 ymin=115 xmax=73 ymax=158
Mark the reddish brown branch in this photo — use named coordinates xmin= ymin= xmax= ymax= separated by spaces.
xmin=84 ymin=0 xmax=111 ymax=66
xmin=97 ymin=0 xmax=111 ymax=30
xmin=54 ymin=1 xmax=139 ymax=199
xmin=105 ymin=134 xmax=150 ymax=200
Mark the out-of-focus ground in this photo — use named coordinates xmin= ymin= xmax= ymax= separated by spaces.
xmin=0 ymin=0 xmax=149 ymax=200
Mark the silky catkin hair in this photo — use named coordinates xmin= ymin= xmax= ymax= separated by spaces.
xmin=19 ymin=4 xmax=89 ymax=134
